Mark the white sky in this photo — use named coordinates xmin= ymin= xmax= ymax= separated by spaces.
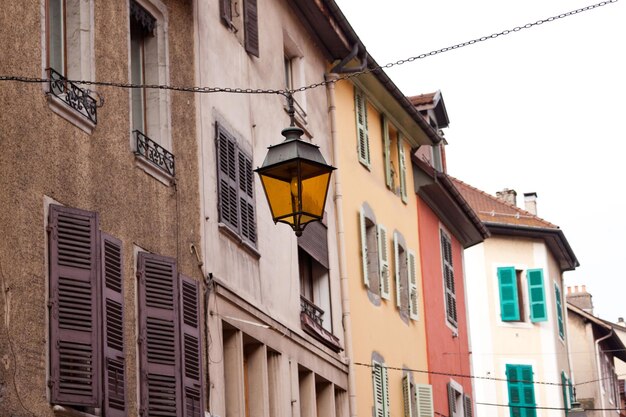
xmin=334 ymin=0 xmax=626 ymax=322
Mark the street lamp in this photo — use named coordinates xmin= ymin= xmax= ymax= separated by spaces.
xmin=255 ymin=119 xmax=335 ymax=237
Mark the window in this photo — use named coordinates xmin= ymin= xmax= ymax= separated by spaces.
xmin=355 ymin=88 xmax=370 ymax=168
xmin=283 ymin=34 xmax=307 ymax=125
xmin=601 ymin=353 xmax=618 ymax=405
xmin=129 ymin=0 xmax=173 ymax=177
xmin=403 ymin=375 xmax=434 ymax=417
xmin=447 ymin=381 xmax=464 ymax=417
xmin=498 ymin=267 xmax=549 ymax=324
xmin=216 ymin=122 xmax=257 ymax=246
xmin=394 ymin=231 xmax=418 ymax=320
xmin=219 ymin=0 xmax=259 ymax=57
xmin=554 ymin=283 xmax=565 ymax=339
xmin=359 ymin=206 xmax=390 ymax=300
xmin=441 ymin=230 xmax=457 ymax=327
xmin=372 ymin=361 xmax=390 ymax=417
xmin=506 ymin=364 xmax=536 ymax=417
xmin=47 ymin=204 xmax=204 ymax=417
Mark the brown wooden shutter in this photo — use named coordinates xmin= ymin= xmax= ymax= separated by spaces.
xmin=48 ymin=205 xmax=101 ymax=406
xmin=179 ymin=275 xmax=205 ymax=417
xmin=243 ymin=0 xmax=259 ymax=57
xmin=138 ymin=252 xmax=182 ymax=417
xmin=238 ymin=151 xmax=257 ymax=245
xmin=216 ymin=124 xmax=240 ymax=232
xmin=219 ymin=0 xmax=232 ymax=26
xmin=101 ymin=233 xmax=126 ymax=417
xmin=298 ymin=221 xmax=329 ymax=269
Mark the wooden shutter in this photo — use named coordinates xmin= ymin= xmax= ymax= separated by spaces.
xmin=179 ymin=275 xmax=205 ymax=417
xmin=398 ymin=134 xmax=407 ymax=203
xmin=219 ymin=0 xmax=232 ymax=25
xmin=216 ymin=124 xmax=239 ymax=232
xmin=402 ymin=375 xmax=413 ymax=417
xmin=394 ymin=232 xmax=401 ymax=307
xmin=48 ymin=205 xmax=101 ymax=407
xmin=447 ymin=383 xmax=456 ymax=415
xmin=101 ymin=233 xmax=126 ymax=417
xmin=238 ymin=151 xmax=257 ymax=245
xmin=355 ymin=89 xmax=370 ymax=167
xmin=506 ymin=365 xmax=536 ymax=417
xmin=441 ymin=232 xmax=457 ymax=326
xmin=520 ymin=366 xmax=536 ymax=417
xmin=555 ymin=284 xmax=564 ymax=338
xmin=561 ymin=372 xmax=569 ymax=412
xmin=382 ymin=115 xmax=392 ymax=189
xmin=408 ymin=250 xmax=418 ymax=320
xmin=138 ymin=253 xmax=182 ymax=417
xmin=414 ymin=384 xmax=434 ymax=417
xmin=382 ymin=364 xmax=390 ymax=417
xmin=372 ymin=362 xmax=385 ymax=417
xmin=360 ymin=208 xmax=369 ymax=288
xmin=243 ymin=0 xmax=259 ymax=57
xmin=378 ymin=224 xmax=390 ymax=299
xmin=463 ymin=395 xmax=472 ymax=417
xmin=526 ymin=269 xmax=547 ymax=322
xmin=497 ymin=267 xmax=520 ymax=321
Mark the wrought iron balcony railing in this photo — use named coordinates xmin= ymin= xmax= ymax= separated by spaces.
xmin=300 ymin=296 xmax=324 ymax=326
xmin=134 ymin=131 xmax=175 ymax=177
xmin=47 ymin=68 xmax=97 ymax=124
xmin=300 ymin=296 xmax=341 ymax=352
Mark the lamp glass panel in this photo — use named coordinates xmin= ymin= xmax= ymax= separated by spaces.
xmin=300 ymin=173 xmax=331 ymax=218
xmin=259 ymin=175 xmax=296 ymax=225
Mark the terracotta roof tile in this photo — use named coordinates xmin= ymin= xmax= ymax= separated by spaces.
xmin=449 ymin=177 xmax=558 ymax=229
xmin=408 ymin=92 xmax=436 ymax=107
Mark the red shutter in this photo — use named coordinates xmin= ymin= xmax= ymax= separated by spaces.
xmin=138 ymin=252 xmax=182 ymax=417
xmin=243 ymin=0 xmax=259 ymax=57
xmin=179 ymin=275 xmax=205 ymax=417
xmin=48 ymin=205 xmax=101 ymax=406
xmin=101 ymin=233 xmax=126 ymax=417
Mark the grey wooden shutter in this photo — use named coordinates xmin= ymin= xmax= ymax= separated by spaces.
xmin=138 ymin=252 xmax=182 ymax=417
xmin=463 ymin=395 xmax=472 ymax=417
xmin=377 ymin=224 xmax=390 ymax=299
xmin=408 ymin=250 xmax=419 ymax=321
xmin=217 ymin=124 xmax=240 ymax=233
xmin=243 ymin=0 xmax=259 ymax=57
xmin=382 ymin=115 xmax=392 ymax=189
xmin=372 ymin=362 xmax=385 ymax=417
xmin=238 ymin=151 xmax=257 ymax=246
xmin=402 ymin=374 xmax=413 ymax=417
xmin=398 ymin=134 xmax=407 ymax=203
xmin=414 ymin=384 xmax=434 ymax=417
xmin=441 ymin=232 xmax=457 ymax=326
xmin=447 ymin=383 xmax=456 ymax=415
xmin=219 ymin=0 xmax=232 ymax=25
xmin=355 ymin=89 xmax=370 ymax=167
xmin=101 ymin=233 xmax=126 ymax=417
xmin=179 ymin=275 xmax=205 ymax=417
xmin=394 ymin=232 xmax=401 ymax=307
xmin=360 ymin=208 xmax=370 ymax=288
xmin=48 ymin=205 xmax=101 ymax=407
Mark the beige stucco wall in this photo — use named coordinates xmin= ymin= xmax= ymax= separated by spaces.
xmin=332 ymin=79 xmax=428 ymax=417
xmin=0 ymin=1 xmax=199 ymax=416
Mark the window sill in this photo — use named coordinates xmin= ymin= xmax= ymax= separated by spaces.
xmin=218 ymin=222 xmax=260 ymax=259
xmin=52 ymin=405 xmax=100 ymax=417
xmin=47 ymin=94 xmax=96 ymax=135
xmin=135 ymin=153 xmax=175 ymax=186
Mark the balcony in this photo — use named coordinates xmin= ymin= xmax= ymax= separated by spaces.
xmin=300 ymin=296 xmax=341 ymax=352
xmin=47 ymin=68 xmax=97 ymax=124
xmin=134 ymin=130 xmax=175 ymax=177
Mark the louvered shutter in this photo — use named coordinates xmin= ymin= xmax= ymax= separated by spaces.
xmin=101 ymin=233 xmax=126 ymax=416
xmin=243 ymin=0 xmax=259 ymax=57
xmin=382 ymin=116 xmax=392 ymax=189
xmin=555 ymin=284 xmax=564 ymax=338
xmin=48 ymin=205 xmax=101 ymax=407
xmin=463 ymin=395 xmax=472 ymax=417
xmin=238 ymin=152 xmax=256 ymax=246
xmin=179 ymin=275 xmax=205 ymax=417
xmin=394 ymin=232 xmax=401 ymax=307
xmin=402 ymin=375 xmax=413 ymax=417
xmin=561 ymin=372 xmax=569 ymax=412
xmin=219 ymin=0 xmax=232 ymax=25
xmin=398 ymin=134 xmax=407 ymax=203
xmin=507 ymin=365 xmax=535 ymax=417
xmin=359 ymin=208 xmax=369 ymax=288
xmin=378 ymin=224 xmax=390 ymax=299
xmin=414 ymin=384 xmax=433 ymax=417
xmin=441 ymin=233 xmax=457 ymax=326
xmin=497 ymin=267 xmax=520 ymax=321
xmin=526 ymin=269 xmax=547 ymax=322
xmin=216 ymin=124 xmax=239 ymax=233
xmin=408 ymin=250 xmax=419 ymax=321
xmin=382 ymin=364 xmax=390 ymax=417
xmin=447 ymin=383 xmax=456 ymax=415
xmin=355 ymin=89 xmax=370 ymax=167
xmin=138 ymin=253 xmax=182 ymax=417
xmin=520 ymin=366 xmax=536 ymax=417
xmin=372 ymin=362 xmax=385 ymax=417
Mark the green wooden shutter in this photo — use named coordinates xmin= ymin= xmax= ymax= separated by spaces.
xmin=398 ymin=133 xmax=407 ymax=203
xmin=372 ymin=361 xmax=385 ymax=417
xmin=527 ymin=269 xmax=547 ymax=322
xmin=506 ymin=364 xmax=536 ymax=417
xmin=414 ymin=384 xmax=434 ymax=417
xmin=408 ymin=250 xmax=419 ymax=321
xmin=403 ymin=374 xmax=413 ymax=417
xmin=360 ymin=208 xmax=369 ymax=288
xmin=555 ymin=284 xmax=564 ymax=339
xmin=561 ymin=371 xmax=569 ymax=412
xmin=498 ymin=267 xmax=520 ymax=321
xmin=382 ymin=115 xmax=392 ymax=189
xmin=355 ymin=88 xmax=370 ymax=167
xmin=378 ymin=224 xmax=391 ymax=300
xmin=394 ymin=232 xmax=401 ymax=307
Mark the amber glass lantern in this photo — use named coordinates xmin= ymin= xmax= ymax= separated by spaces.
xmin=256 ymin=126 xmax=335 ymax=236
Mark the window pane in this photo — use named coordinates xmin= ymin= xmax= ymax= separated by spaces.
xmin=130 ymin=27 xmax=145 ymax=133
xmin=49 ymin=0 xmax=65 ymax=74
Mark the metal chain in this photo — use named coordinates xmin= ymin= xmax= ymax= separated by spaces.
xmin=0 ymin=0 xmax=617 ymax=95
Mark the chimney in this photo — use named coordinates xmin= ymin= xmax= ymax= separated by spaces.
xmin=618 ymin=317 xmax=625 ymax=328
xmin=524 ymin=192 xmax=538 ymax=215
xmin=567 ymin=285 xmax=594 ymax=315
xmin=496 ymin=188 xmax=517 ymax=206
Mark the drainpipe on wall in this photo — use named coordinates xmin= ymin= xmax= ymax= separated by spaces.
xmin=325 ymin=72 xmax=357 ymax=417
xmin=595 ymin=328 xmax=614 ymax=417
